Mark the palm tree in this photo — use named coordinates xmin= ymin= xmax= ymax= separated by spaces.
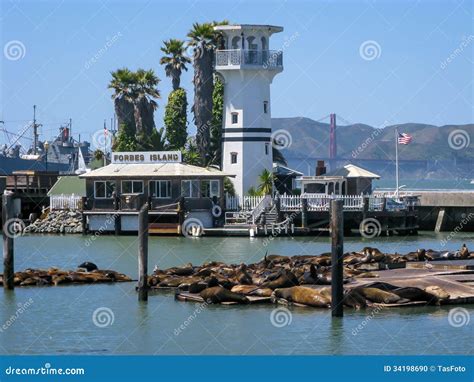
xmin=108 ymin=68 xmax=160 ymax=136
xmin=160 ymin=39 xmax=191 ymax=91
xmin=187 ymin=22 xmax=216 ymax=163
xmin=258 ymin=169 xmax=275 ymax=195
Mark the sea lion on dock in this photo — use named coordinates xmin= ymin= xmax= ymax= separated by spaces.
xmin=231 ymin=285 xmax=273 ymax=297
xmin=355 ymin=287 xmax=402 ymax=304
xmin=78 ymin=262 xmax=98 ymax=272
xmin=167 ymin=264 xmax=194 ymax=276
xmin=272 ymin=286 xmax=331 ymax=308
xmin=301 ymin=264 xmax=319 ymax=284
xmin=235 ymin=264 xmax=253 ymax=285
xmin=392 ymin=287 xmax=438 ymax=304
xmin=424 ymin=286 xmax=450 ymax=301
xmin=343 ymin=289 xmax=367 ymax=309
xmin=200 ymin=286 xmax=249 ymax=304
xmin=260 ymin=269 xmax=299 ymax=290
xmin=459 ymin=244 xmax=469 ymax=259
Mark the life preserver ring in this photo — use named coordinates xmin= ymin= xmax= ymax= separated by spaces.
xmin=212 ymin=205 xmax=222 ymax=217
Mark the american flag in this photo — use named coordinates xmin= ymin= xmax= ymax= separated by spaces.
xmin=398 ymin=132 xmax=412 ymax=145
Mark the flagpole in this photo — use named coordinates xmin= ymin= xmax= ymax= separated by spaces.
xmin=395 ymin=127 xmax=399 ymax=198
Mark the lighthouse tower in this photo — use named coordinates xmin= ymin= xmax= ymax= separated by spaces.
xmin=214 ymin=24 xmax=283 ymax=197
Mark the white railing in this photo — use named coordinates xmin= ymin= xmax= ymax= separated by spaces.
xmin=250 ymin=195 xmax=272 ymax=224
xmin=50 ymin=194 xmax=82 ymax=210
xmin=216 ymin=49 xmax=283 ymax=68
xmin=225 ymin=194 xmax=265 ymax=211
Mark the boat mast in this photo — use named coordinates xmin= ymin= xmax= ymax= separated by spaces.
xmin=33 ymin=105 xmax=39 ymax=154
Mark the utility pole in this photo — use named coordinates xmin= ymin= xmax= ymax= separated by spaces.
xmin=33 ymin=105 xmax=39 ymax=155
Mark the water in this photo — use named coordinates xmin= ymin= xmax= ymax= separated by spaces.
xmin=1 ymin=233 xmax=473 ymax=355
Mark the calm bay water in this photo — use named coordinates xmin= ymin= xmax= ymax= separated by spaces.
xmin=1 ymin=233 xmax=473 ymax=355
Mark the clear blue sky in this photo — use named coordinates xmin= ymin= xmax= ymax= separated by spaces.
xmin=1 ymin=0 xmax=473 ymax=149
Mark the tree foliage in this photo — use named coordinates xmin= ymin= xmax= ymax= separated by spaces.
xmin=164 ymin=88 xmax=188 ymax=150
xmin=160 ymin=39 xmax=191 ymax=91
xmin=209 ymin=75 xmax=224 ymax=166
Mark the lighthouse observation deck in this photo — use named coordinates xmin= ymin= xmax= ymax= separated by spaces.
xmin=215 ymin=49 xmax=283 ymax=70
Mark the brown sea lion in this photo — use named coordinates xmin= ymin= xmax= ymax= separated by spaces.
xmin=260 ymin=270 xmax=299 ymax=290
xmin=392 ymin=287 xmax=438 ymax=304
xmin=200 ymin=286 xmax=249 ymax=304
xmin=362 ymin=281 xmax=400 ymax=291
xmin=231 ymin=285 xmax=273 ymax=297
xmin=343 ymin=289 xmax=367 ymax=309
xmin=355 ymin=287 xmax=401 ymax=304
xmin=459 ymin=244 xmax=469 ymax=259
xmin=424 ymin=286 xmax=450 ymax=301
xmin=272 ymin=286 xmax=331 ymax=308
xmin=301 ymin=264 xmax=318 ymax=284
xmin=235 ymin=264 xmax=253 ymax=285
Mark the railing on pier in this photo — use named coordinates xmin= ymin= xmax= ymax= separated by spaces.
xmin=250 ymin=195 xmax=272 ymax=224
xmin=50 ymin=194 xmax=82 ymax=210
xmin=225 ymin=194 xmax=265 ymax=211
xmin=215 ymin=49 xmax=283 ymax=68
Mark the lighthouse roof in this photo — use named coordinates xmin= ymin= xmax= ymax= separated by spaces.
xmin=214 ymin=24 xmax=283 ymax=33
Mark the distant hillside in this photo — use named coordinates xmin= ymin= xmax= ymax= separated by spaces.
xmin=272 ymin=117 xmax=474 ymax=161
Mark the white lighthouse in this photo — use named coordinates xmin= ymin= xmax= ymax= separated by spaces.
xmin=214 ymin=24 xmax=283 ymax=197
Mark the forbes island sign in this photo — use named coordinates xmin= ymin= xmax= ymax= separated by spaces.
xmin=112 ymin=151 xmax=182 ymax=164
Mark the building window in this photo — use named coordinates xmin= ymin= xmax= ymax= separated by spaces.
xmin=201 ymin=180 xmax=220 ymax=198
xmin=230 ymin=152 xmax=238 ymax=164
xmin=121 ymin=180 xmax=143 ymax=194
xmin=265 ymin=143 xmax=269 ymax=155
xmin=94 ymin=181 xmax=115 ymax=199
xmin=231 ymin=112 xmax=238 ymax=124
xmin=263 ymin=101 xmax=268 ymax=114
xmin=150 ymin=180 xmax=171 ymax=198
xmin=181 ymin=180 xmax=200 ymax=198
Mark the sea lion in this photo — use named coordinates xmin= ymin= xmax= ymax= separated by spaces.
xmin=392 ymin=287 xmax=438 ymax=304
xmin=78 ymin=262 xmax=98 ymax=272
xmin=355 ymin=287 xmax=402 ymax=304
xmin=301 ymin=264 xmax=319 ymax=284
xmin=416 ymin=249 xmax=426 ymax=261
xmin=459 ymin=244 xmax=469 ymax=259
xmin=424 ymin=286 xmax=450 ymax=301
xmin=272 ymin=286 xmax=331 ymax=308
xmin=200 ymin=286 xmax=249 ymax=304
xmin=235 ymin=264 xmax=253 ymax=285
xmin=343 ymin=289 xmax=367 ymax=309
xmin=231 ymin=285 xmax=273 ymax=297
xmin=260 ymin=269 xmax=299 ymax=290
xmin=362 ymin=281 xmax=400 ymax=291
xmin=167 ymin=264 xmax=194 ymax=276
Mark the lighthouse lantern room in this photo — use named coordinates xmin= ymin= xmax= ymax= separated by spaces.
xmin=214 ymin=24 xmax=283 ymax=197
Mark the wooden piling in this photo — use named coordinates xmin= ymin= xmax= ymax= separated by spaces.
xmin=138 ymin=203 xmax=149 ymax=302
xmin=2 ymin=191 xmax=15 ymax=290
xmin=301 ymin=198 xmax=308 ymax=228
xmin=275 ymin=195 xmax=282 ymax=223
xmin=113 ymin=193 xmax=121 ymax=236
xmin=81 ymin=196 xmax=88 ymax=235
xmin=330 ymin=199 xmax=344 ymax=317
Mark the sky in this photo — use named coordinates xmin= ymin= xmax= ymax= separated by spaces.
xmin=1 ymin=0 xmax=473 ymax=149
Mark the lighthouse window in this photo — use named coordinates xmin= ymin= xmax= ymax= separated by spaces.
xmin=263 ymin=101 xmax=268 ymax=113
xmin=265 ymin=143 xmax=269 ymax=155
xmin=231 ymin=152 xmax=238 ymax=164
xmin=231 ymin=112 xmax=238 ymax=124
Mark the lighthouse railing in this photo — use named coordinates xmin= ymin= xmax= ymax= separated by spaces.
xmin=215 ymin=49 xmax=283 ymax=68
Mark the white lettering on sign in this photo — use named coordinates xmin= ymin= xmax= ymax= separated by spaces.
xmin=112 ymin=151 xmax=182 ymax=164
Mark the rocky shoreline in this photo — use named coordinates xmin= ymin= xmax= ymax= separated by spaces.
xmin=24 ymin=210 xmax=83 ymax=234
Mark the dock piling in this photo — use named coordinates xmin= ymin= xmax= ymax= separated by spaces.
xmin=2 ymin=191 xmax=15 ymax=290
xmin=330 ymin=199 xmax=344 ymax=317
xmin=138 ymin=203 xmax=149 ymax=302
